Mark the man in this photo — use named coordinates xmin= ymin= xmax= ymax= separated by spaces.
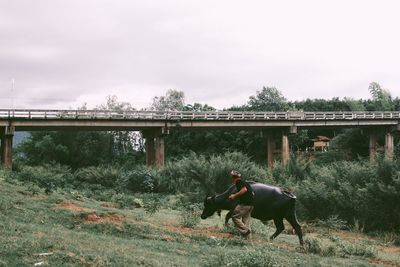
xmin=228 ymin=170 xmax=254 ymax=239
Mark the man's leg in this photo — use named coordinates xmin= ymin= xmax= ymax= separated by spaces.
xmin=231 ymin=205 xmax=252 ymax=235
xmin=242 ymin=206 xmax=254 ymax=231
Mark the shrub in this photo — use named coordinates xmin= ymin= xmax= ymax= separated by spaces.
xmin=143 ymin=194 xmax=162 ymax=215
xmin=0 ymin=168 xmax=10 ymax=181
xmin=207 ymin=248 xmax=280 ymax=267
xmin=286 ymin=153 xmax=312 ymax=181
xmin=314 ymin=150 xmax=349 ymax=165
xmin=304 ymin=237 xmax=338 ymax=257
xmin=296 ymin=158 xmax=400 ymax=232
xmin=338 ymin=241 xmax=376 ymax=258
xmin=74 ymin=165 xmax=122 ymax=188
xmin=158 ymin=151 xmax=273 ymax=194
xmin=10 ymin=163 xmax=73 ymax=193
xmin=87 ymin=189 xmax=117 ymax=202
xmin=356 ymin=158 xmax=400 ymax=232
xmin=305 ymin=237 xmax=323 ymax=255
xmin=179 ymin=204 xmax=201 ymax=228
xmin=395 ymin=237 xmax=400 ymax=247
xmin=314 ymin=215 xmax=348 ymax=231
xmin=111 ymin=193 xmax=138 ymax=208
xmin=120 ymin=167 xmax=157 ymax=193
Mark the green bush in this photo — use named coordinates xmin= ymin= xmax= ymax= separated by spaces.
xmin=207 ymin=248 xmax=280 ymax=267
xmin=314 ymin=215 xmax=348 ymax=230
xmin=111 ymin=193 xmax=139 ymax=208
xmin=179 ymin=204 xmax=201 ymax=228
xmin=74 ymin=165 xmax=122 ymax=188
xmin=0 ymin=168 xmax=9 ymax=181
xmin=120 ymin=167 xmax=157 ymax=193
xmin=5 ymin=150 xmax=400 ymax=234
xmin=143 ymin=194 xmax=162 ymax=215
xmin=304 ymin=237 xmax=338 ymax=257
xmin=10 ymin=163 xmax=73 ymax=193
xmin=158 ymin=151 xmax=273 ymax=194
xmin=286 ymin=153 xmax=312 ymax=181
xmin=296 ymin=158 xmax=400 ymax=232
xmin=87 ymin=189 xmax=117 ymax=202
xmin=314 ymin=150 xmax=349 ymax=165
xmin=305 ymin=237 xmax=323 ymax=255
xmin=338 ymin=241 xmax=376 ymax=258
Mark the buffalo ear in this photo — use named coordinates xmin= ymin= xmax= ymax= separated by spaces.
xmin=205 ymin=196 xmax=215 ymax=204
xmin=210 ymin=196 xmax=216 ymax=204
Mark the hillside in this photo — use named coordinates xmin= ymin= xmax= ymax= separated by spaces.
xmin=0 ymin=179 xmax=399 ymax=267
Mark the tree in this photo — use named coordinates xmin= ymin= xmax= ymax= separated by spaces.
xmin=17 ymin=131 xmax=113 ymax=168
xmin=247 ymin=87 xmax=289 ymax=111
xmin=16 ymin=96 xmax=145 ymax=168
xmin=368 ymin=82 xmax=393 ymax=111
xmin=150 ymin=89 xmax=185 ymax=111
xmin=291 ymin=98 xmax=351 ymax=111
xmin=96 ymin=95 xmax=144 ymax=156
xmin=344 ymin=97 xmax=366 ymax=111
xmin=329 ymin=129 xmax=369 ymax=159
xmin=183 ymin=103 xmax=215 ymax=112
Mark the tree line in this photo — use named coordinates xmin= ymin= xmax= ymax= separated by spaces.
xmin=15 ymin=82 xmax=400 ymax=168
xmin=8 ymin=82 xmax=400 ymax=233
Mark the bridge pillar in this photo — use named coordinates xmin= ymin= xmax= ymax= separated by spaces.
xmin=1 ymin=126 xmax=14 ymax=169
xmin=155 ymin=135 xmax=165 ymax=168
xmin=143 ymin=128 xmax=168 ymax=168
xmin=265 ymin=128 xmax=293 ymax=170
xmin=385 ymin=131 xmax=394 ymax=159
xmin=281 ymin=131 xmax=289 ymax=166
xmin=145 ymin=135 xmax=156 ymax=166
xmin=266 ymin=133 xmax=276 ymax=170
xmin=369 ymin=131 xmax=378 ymax=161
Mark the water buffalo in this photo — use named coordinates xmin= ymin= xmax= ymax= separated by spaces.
xmin=201 ymin=182 xmax=304 ymax=245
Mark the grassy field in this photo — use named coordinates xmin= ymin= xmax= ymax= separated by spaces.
xmin=0 ymin=178 xmax=399 ymax=267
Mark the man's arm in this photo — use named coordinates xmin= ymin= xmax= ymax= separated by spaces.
xmin=228 ymin=186 xmax=247 ymax=200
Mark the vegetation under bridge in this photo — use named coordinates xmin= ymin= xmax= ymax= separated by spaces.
xmin=1 ymin=109 xmax=399 ymax=169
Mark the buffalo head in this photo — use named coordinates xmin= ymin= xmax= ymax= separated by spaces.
xmin=201 ymin=196 xmax=218 ymax=219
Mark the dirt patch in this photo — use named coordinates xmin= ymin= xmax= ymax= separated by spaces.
xmin=63 ymin=252 xmax=107 ymax=266
xmin=369 ymin=258 xmax=399 ymax=267
xmin=33 ymin=231 xmax=46 ymax=238
xmin=161 ymin=235 xmax=175 ymax=242
xmin=334 ymin=230 xmax=376 ymax=242
xmin=83 ymin=212 xmax=124 ymax=224
xmin=162 ymin=225 xmax=234 ymax=239
xmin=85 ymin=213 xmax=101 ymax=222
xmin=380 ymin=246 xmax=400 ymax=254
xmin=57 ymin=200 xmax=94 ymax=213
xmin=100 ymin=202 xmax=119 ymax=208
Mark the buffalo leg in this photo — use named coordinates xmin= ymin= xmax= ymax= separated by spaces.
xmin=270 ymin=218 xmax=284 ymax=241
xmin=285 ymin=214 xmax=304 ymax=246
xmin=224 ymin=211 xmax=232 ymax=225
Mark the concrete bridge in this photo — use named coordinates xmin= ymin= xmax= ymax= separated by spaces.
xmin=1 ymin=109 xmax=399 ymax=169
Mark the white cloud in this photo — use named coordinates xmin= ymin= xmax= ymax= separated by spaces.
xmin=0 ymin=0 xmax=399 ymax=110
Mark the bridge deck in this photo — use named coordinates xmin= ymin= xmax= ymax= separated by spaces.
xmin=0 ymin=109 xmax=399 ymax=130
xmin=1 ymin=109 xmax=400 ymax=120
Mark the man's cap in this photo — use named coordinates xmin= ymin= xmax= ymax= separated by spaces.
xmin=230 ymin=170 xmax=241 ymax=178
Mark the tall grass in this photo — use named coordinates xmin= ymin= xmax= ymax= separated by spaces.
xmin=7 ymin=152 xmax=400 ymax=232
xmin=158 ymin=151 xmax=273 ymax=195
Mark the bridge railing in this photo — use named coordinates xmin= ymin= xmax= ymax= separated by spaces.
xmin=0 ymin=109 xmax=399 ymax=120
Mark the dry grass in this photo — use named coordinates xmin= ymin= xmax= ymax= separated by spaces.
xmin=1 ymin=180 xmax=399 ymax=267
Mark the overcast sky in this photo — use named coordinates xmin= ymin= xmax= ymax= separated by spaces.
xmin=0 ymin=0 xmax=399 ymax=110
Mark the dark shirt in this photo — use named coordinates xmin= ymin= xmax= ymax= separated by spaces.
xmin=234 ymin=179 xmax=254 ymax=205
